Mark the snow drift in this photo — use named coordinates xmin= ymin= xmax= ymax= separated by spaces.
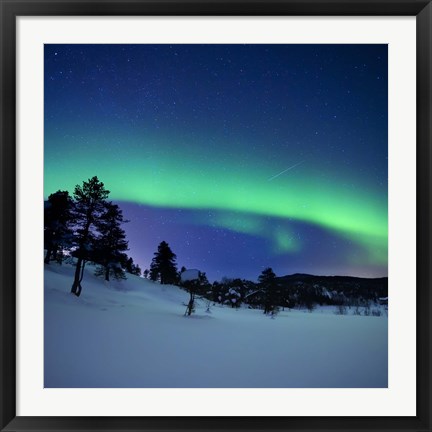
xmin=44 ymin=262 xmax=388 ymax=388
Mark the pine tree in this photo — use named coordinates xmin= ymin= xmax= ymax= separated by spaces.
xmin=149 ymin=241 xmax=178 ymax=284
xmin=93 ymin=202 xmax=129 ymax=282
xmin=125 ymin=257 xmax=134 ymax=273
xmin=224 ymin=278 xmax=244 ymax=308
xmin=44 ymin=190 xmax=73 ymax=264
xmin=258 ymin=267 xmax=278 ymax=314
xmin=124 ymin=256 xmax=142 ymax=276
xmin=70 ymin=176 xmax=110 ymax=296
xmin=132 ymin=263 xmax=142 ymax=276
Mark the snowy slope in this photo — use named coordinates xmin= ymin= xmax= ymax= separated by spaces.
xmin=44 ymin=262 xmax=388 ymax=388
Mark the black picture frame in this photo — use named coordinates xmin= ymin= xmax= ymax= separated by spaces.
xmin=1 ymin=1 xmax=431 ymax=431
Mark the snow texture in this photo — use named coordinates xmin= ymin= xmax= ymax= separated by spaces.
xmin=180 ymin=269 xmax=200 ymax=282
xmin=44 ymin=262 xmax=388 ymax=388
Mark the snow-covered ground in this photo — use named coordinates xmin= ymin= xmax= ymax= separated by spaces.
xmin=44 ymin=262 xmax=388 ymax=388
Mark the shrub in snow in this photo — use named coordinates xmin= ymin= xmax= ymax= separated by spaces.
xmin=180 ymin=269 xmax=211 ymax=316
xmin=226 ymin=287 xmax=242 ymax=308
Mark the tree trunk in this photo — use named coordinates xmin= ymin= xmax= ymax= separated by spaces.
xmin=71 ymin=257 xmax=83 ymax=296
xmin=186 ymin=292 xmax=195 ymax=316
xmin=105 ymin=266 xmax=110 ymax=282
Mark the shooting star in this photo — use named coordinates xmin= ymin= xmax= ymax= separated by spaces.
xmin=268 ymin=161 xmax=304 ymax=181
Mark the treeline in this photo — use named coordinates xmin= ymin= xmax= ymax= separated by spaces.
xmin=174 ymin=268 xmax=387 ymax=317
xmin=139 ymin=242 xmax=387 ymax=317
xmin=139 ymin=243 xmax=285 ymax=315
xmin=45 ymin=176 xmax=388 ymax=314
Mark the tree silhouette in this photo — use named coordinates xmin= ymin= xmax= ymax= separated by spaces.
xmin=179 ymin=269 xmax=209 ymax=316
xmin=149 ymin=241 xmax=178 ymax=284
xmin=44 ymin=190 xmax=73 ymax=264
xmin=124 ymin=256 xmax=142 ymax=276
xmin=70 ymin=176 xmax=110 ymax=296
xmin=258 ymin=267 xmax=278 ymax=314
xmin=131 ymin=263 xmax=142 ymax=276
xmin=93 ymin=202 xmax=128 ymax=281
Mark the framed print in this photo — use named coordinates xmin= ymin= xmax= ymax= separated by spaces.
xmin=1 ymin=1 xmax=431 ymax=432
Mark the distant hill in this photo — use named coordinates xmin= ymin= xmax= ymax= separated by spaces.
xmin=276 ymin=273 xmax=388 ymax=302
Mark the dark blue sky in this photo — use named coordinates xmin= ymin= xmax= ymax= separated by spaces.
xmin=45 ymin=44 xmax=388 ymax=281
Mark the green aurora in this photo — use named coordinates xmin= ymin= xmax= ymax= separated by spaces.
xmin=44 ymin=44 xmax=388 ymax=278
xmin=45 ymin=133 xmax=387 ymax=266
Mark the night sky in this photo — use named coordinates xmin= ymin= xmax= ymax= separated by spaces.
xmin=44 ymin=44 xmax=388 ymax=282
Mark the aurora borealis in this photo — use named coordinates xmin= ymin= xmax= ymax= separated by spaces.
xmin=44 ymin=44 xmax=388 ymax=281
